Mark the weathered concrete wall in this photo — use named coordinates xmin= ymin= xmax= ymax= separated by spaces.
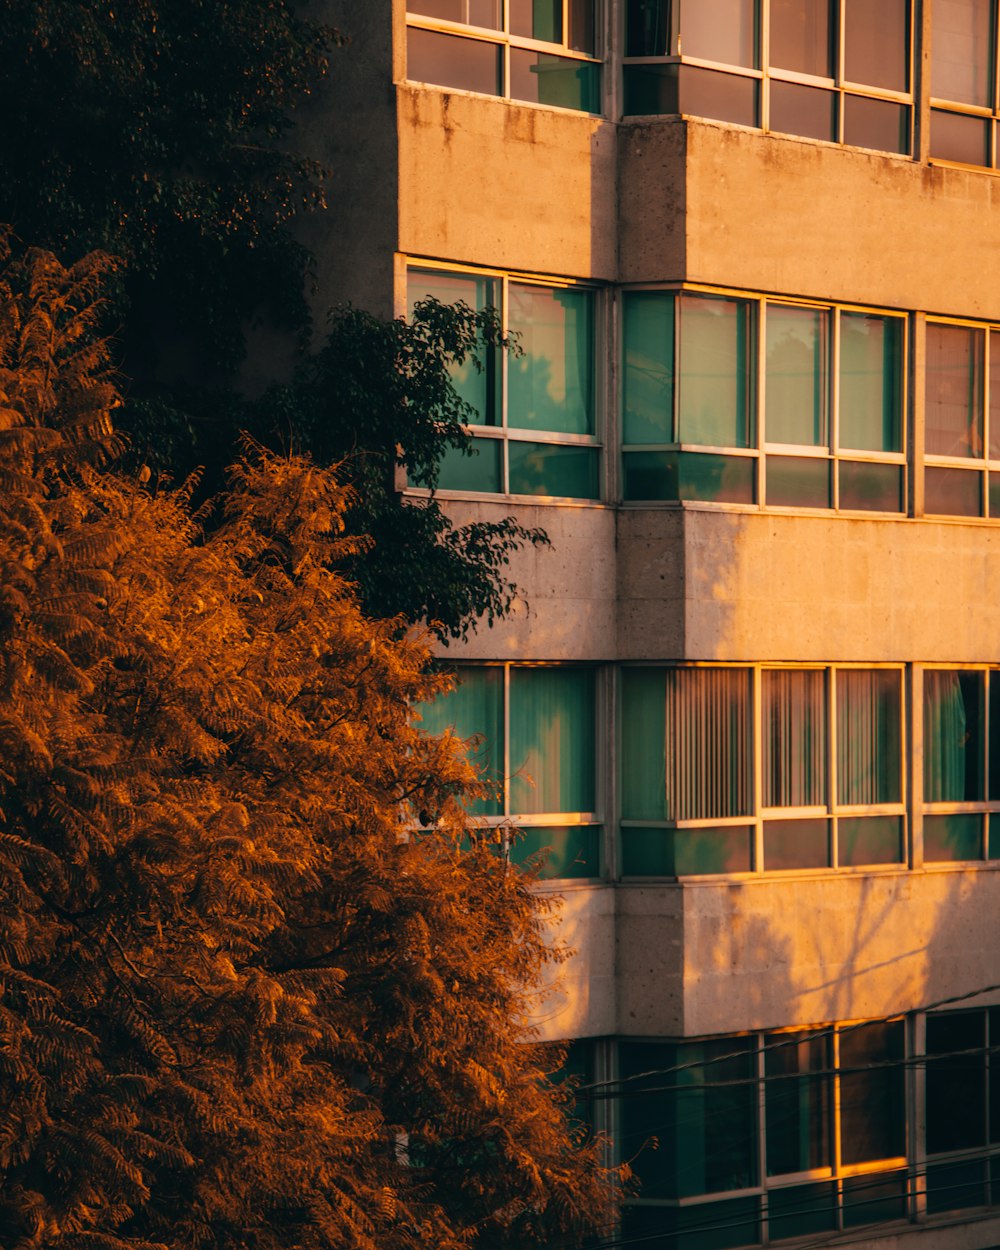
xmin=435 ymin=500 xmax=618 ymax=661
xmin=614 ymin=867 xmax=1000 ymax=1037
xmin=617 ymin=508 xmax=1000 ymax=663
xmin=397 ymin=86 xmax=617 ymax=280
xmin=529 ymin=885 xmax=617 ymax=1042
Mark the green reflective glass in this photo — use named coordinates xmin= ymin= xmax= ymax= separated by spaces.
xmin=510 ymin=825 xmax=599 ymax=877
xmin=624 ymin=291 xmax=675 ymax=444
xmin=409 ymin=270 xmax=499 ymax=427
xmin=623 ymin=451 xmax=756 ymax=503
xmin=509 ymin=49 xmax=601 ymax=112
xmin=924 ymin=813 xmax=983 ymax=861
xmin=990 ymin=812 xmax=1000 ymax=857
xmin=508 ymin=284 xmax=594 ymax=433
xmin=679 ymin=295 xmax=752 ymax=447
xmin=766 ymin=305 xmax=828 ymax=445
xmin=838 ymin=461 xmax=903 ymax=512
xmin=836 ymin=670 xmax=901 ymax=805
xmin=417 ymin=666 xmax=503 ymax=816
xmin=840 ymin=313 xmax=901 ymax=452
xmin=436 ymin=437 xmax=503 ymax=492
xmin=623 ymin=62 xmax=676 ymax=114
xmin=924 ymin=670 xmax=983 ymax=802
xmin=927 ymin=1011 xmax=987 ymax=1152
xmin=509 ymin=0 xmax=561 ymax=40
xmin=838 ymin=816 xmax=903 ymax=865
xmin=507 ymin=441 xmax=599 ymax=498
xmin=509 ymin=668 xmax=594 ymax=814
xmin=621 ymin=669 xmax=668 ymax=819
xmin=621 ymin=826 xmax=754 ymax=876
xmin=766 ymin=456 xmax=830 ymax=508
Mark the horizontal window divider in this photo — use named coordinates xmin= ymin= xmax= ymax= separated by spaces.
xmin=764 ymin=444 xmax=832 ymax=457
xmin=762 ymin=806 xmax=831 ymax=818
xmin=833 ymin=805 xmax=906 ymax=816
xmin=505 ymin=813 xmax=601 ymax=825
xmin=930 ymin=100 xmax=997 ymax=118
xmin=924 ymin=455 xmax=985 ymax=467
xmin=408 ymin=259 xmax=592 ymax=289
xmin=768 ymin=70 xmax=838 ymax=90
xmin=838 ymin=1157 xmax=909 ymax=1178
xmin=766 ymin=1167 xmax=836 ymax=1185
xmin=505 ymin=430 xmax=600 ymax=445
xmin=840 ymin=84 xmax=913 ymax=104
xmin=922 ymin=803 xmax=997 ymax=813
xmin=673 ymin=443 xmax=759 ymax=456
xmin=839 ymin=452 xmax=907 ymax=463
xmin=627 ymin=1189 xmax=765 ymax=1207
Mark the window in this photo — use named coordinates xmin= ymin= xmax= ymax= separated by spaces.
xmin=622 ymin=0 xmax=913 ymax=155
xmin=618 ymin=1021 xmax=907 ymax=1247
xmin=925 ymin=1009 xmax=1000 ymax=1212
xmin=622 ymin=289 xmax=905 ymax=511
xmin=924 ymin=320 xmax=1000 ymax=518
xmin=930 ymin=0 xmax=1000 ymax=167
xmin=922 ymin=668 xmax=1000 ymax=860
xmin=409 ymin=266 xmax=600 ymax=499
xmin=405 ymin=0 xmax=601 ymax=113
xmin=417 ymin=664 xmax=600 ymax=877
xmin=619 ymin=666 xmax=905 ymax=877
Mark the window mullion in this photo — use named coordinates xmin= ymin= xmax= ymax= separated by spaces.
xmin=831 ymin=307 xmax=840 ymax=509
xmin=503 ymin=663 xmax=511 ymax=819
xmin=753 ymin=665 xmax=764 ymax=872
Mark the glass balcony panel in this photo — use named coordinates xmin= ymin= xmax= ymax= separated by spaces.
xmin=931 ymin=108 xmax=991 ymax=164
xmin=763 ymin=818 xmax=830 ymax=870
xmin=436 ymin=437 xmax=503 ymax=492
xmin=838 ymin=815 xmax=904 ymax=865
xmin=843 ymin=96 xmax=910 ymax=154
xmin=507 ymin=441 xmax=599 ymax=497
xmin=838 ymin=461 xmax=903 ymax=512
xmin=766 ymin=455 xmax=831 ymax=508
xmin=924 ymin=812 xmax=983 ymax=861
xmin=925 ymin=466 xmax=983 ymax=516
xmin=407 ymin=27 xmax=502 ymax=93
xmin=677 ymin=64 xmax=759 ymax=126
xmin=769 ymin=80 xmax=836 ymax=141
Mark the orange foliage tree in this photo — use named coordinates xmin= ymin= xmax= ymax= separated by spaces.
xmin=0 ymin=239 xmax=615 ymax=1249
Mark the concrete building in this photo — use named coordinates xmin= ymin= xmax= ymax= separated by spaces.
xmin=319 ymin=3 xmax=1000 ymax=1247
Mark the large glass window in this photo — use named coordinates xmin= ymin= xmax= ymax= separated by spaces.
xmin=620 ymin=666 xmax=905 ymax=877
xmin=406 ymin=0 xmax=601 ymax=113
xmin=619 ymin=1021 xmax=908 ymax=1244
xmin=409 ymin=266 xmax=600 ymax=499
xmin=622 ymin=289 xmax=905 ymax=512
xmin=622 ymin=0 xmax=912 ymax=155
xmin=417 ymin=664 xmax=600 ymax=878
xmin=922 ymin=668 xmax=1000 ymax=862
xmin=930 ymin=0 xmax=1000 ymax=168
xmin=924 ymin=320 xmax=1000 ymax=518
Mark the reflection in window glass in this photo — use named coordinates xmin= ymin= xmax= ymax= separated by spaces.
xmin=417 ymin=666 xmax=504 ymax=816
xmin=843 ymin=95 xmax=909 ymax=153
xmin=765 ymin=1032 xmax=832 ymax=1175
xmin=679 ymin=295 xmax=752 ymax=447
xmin=509 ymin=0 xmax=560 ymax=41
xmin=407 ymin=0 xmax=502 ymax=27
xmin=407 ymin=27 xmax=501 ymax=94
xmin=770 ymin=0 xmax=833 ymax=76
xmin=930 ymin=108 xmax=991 ymax=164
xmin=509 ymin=48 xmax=601 ymax=111
xmin=839 ymin=1021 xmax=905 ymax=1164
xmin=926 ymin=324 xmax=984 ymax=458
xmin=766 ymin=305 xmax=828 ymax=446
xmin=931 ymin=0 xmax=993 ymax=106
xmin=676 ymin=64 xmax=759 ymax=126
xmin=410 ymin=270 xmax=499 ymax=427
xmin=623 ymin=291 xmax=674 ymax=444
xmin=678 ymin=0 xmax=757 ymax=66
xmin=840 ymin=314 xmax=902 ymax=452
xmin=924 ymin=670 xmax=984 ymax=802
xmin=509 ymin=284 xmax=594 ymax=434
xmin=836 ymin=670 xmax=901 ymax=806
xmin=510 ymin=667 xmax=595 ymax=814
xmin=843 ymin=0 xmax=909 ymax=91
xmin=925 ymin=465 xmax=982 ymax=516
xmin=990 ymin=331 xmax=1000 ymax=458
xmin=769 ymin=80 xmax=836 ymax=141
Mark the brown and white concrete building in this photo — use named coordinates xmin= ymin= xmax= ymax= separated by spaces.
xmin=318 ymin=3 xmax=1000 ymax=1247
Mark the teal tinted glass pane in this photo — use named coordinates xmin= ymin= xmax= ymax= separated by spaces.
xmin=627 ymin=0 xmax=671 ymax=56
xmin=408 ymin=0 xmax=501 ymax=26
xmin=843 ymin=0 xmax=909 ymax=91
xmin=407 ymin=27 xmax=502 ymax=93
xmin=409 ymin=270 xmax=499 ymax=427
xmin=769 ymin=81 xmax=836 ymax=141
xmin=509 ymin=667 xmax=594 ymax=814
xmin=508 ymin=284 xmax=594 ymax=432
xmin=679 ymin=295 xmax=752 ymax=447
xmin=924 ymin=670 xmax=983 ymax=802
xmin=436 ymin=437 xmax=502 ymax=492
xmin=509 ymin=0 xmax=561 ymax=40
xmin=931 ymin=108 xmax=990 ymax=164
xmin=764 ymin=1032 xmax=832 ymax=1176
xmin=766 ymin=305 xmax=828 ymax=445
xmin=621 ymin=827 xmax=753 ymax=876
xmin=989 ymin=812 xmax=1000 ymax=857
xmin=679 ymin=0 xmax=757 ymax=67
xmin=989 ymin=330 xmax=1000 ymax=457
xmin=766 ymin=456 xmax=830 ymax=508
xmin=841 ymin=1171 xmax=908 ymax=1226
xmin=623 ymin=451 xmax=756 ymax=503
xmin=836 ymin=670 xmax=901 ymax=805
xmin=843 ymin=96 xmax=910 ymax=154
xmin=509 ymin=49 xmax=601 ymax=112
xmin=838 ymin=815 xmax=903 ymax=865
xmin=840 ymin=314 xmax=901 ymax=452
xmin=925 ymin=466 xmax=983 ymax=516
xmin=926 ymin=323 xmax=983 ymax=457
xmin=624 ymin=291 xmax=675 ymax=444
xmin=417 ymin=666 xmax=503 ymax=816
xmin=927 ymin=1159 xmax=988 ymax=1213
xmin=770 ymin=0 xmax=834 ymax=76
xmin=623 ymin=62 xmax=677 ymax=114
xmin=767 ymin=1182 xmax=837 ymax=1240
xmin=510 ymin=825 xmax=599 ymax=877
xmin=839 ymin=1021 xmax=905 ymax=1163
xmin=621 ymin=668 xmax=667 ymax=819
xmin=991 ymin=674 xmax=1000 ymax=798
xmin=924 ymin=813 xmax=983 ymax=861
xmin=838 ymin=461 xmax=903 ymax=513
xmin=507 ymin=441 xmax=599 ymax=497
xmin=763 ymin=819 xmax=829 ymax=870
xmin=932 ymin=0 xmax=993 ymax=106
xmin=622 ymin=1198 xmax=761 ymax=1250
xmin=678 ymin=65 xmax=759 ymax=126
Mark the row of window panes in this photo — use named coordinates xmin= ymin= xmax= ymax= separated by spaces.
xmin=931 ymin=0 xmax=1000 ymax=168
xmin=623 ymin=0 xmax=912 ymax=155
xmin=406 ymin=0 xmax=601 ymax=113
xmin=418 ymin=664 xmax=1000 ymax=880
xmin=408 ymin=267 xmax=601 ymax=499
xmin=605 ymin=1008 xmax=1000 ymax=1247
